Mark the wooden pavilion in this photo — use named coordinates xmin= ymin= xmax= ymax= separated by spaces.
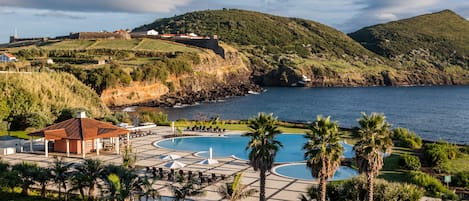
xmin=28 ymin=112 xmax=130 ymax=158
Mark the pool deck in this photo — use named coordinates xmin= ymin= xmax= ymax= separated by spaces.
xmin=0 ymin=126 xmax=316 ymax=201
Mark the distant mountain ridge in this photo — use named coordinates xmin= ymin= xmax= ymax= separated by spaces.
xmin=349 ymin=9 xmax=469 ymax=68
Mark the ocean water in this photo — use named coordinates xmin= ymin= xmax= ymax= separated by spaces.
xmin=137 ymin=86 xmax=469 ymax=144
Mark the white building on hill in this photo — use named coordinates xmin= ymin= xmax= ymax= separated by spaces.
xmin=0 ymin=53 xmax=16 ymax=62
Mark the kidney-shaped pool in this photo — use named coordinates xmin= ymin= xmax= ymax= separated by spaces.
xmin=154 ymin=134 xmax=355 ymax=163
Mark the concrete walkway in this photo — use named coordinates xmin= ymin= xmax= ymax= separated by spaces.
xmin=0 ymin=126 xmax=316 ymax=201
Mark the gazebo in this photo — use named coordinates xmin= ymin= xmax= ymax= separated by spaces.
xmin=28 ymin=112 xmax=130 ymax=158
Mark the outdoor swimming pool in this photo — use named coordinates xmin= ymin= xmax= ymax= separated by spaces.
xmin=272 ymin=163 xmax=359 ymax=181
xmin=155 ymin=134 xmax=355 ymax=163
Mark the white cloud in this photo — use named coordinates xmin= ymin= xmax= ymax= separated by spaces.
xmin=35 ymin=11 xmax=86 ymax=19
xmin=0 ymin=0 xmax=192 ymax=13
xmin=340 ymin=0 xmax=441 ymax=32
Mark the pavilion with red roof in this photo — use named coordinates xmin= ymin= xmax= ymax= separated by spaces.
xmin=28 ymin=112 xmax=130 ymax=158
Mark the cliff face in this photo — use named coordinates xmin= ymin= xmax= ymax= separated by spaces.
xmin=100 ymin=44 xmax=259 ymax=107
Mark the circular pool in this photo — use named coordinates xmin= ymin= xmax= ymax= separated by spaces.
xmin=154 ymin=134 xmax=355 ymax=163
xmin=272 ymin=163 xmax=359 ymax=181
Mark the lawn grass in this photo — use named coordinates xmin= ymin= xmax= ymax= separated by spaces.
xmin=441 ymin=153 xmax=469 ymax=174
xmin=378 ymin=146 xmax=414 ymax=182
xmin=42 ymin=40 xmax=96 ymax=49
xmin=174 ymin=121 xmax=309 ymax=134
xmin=136 ymin=39 xmax=200 ymax=52
xmin=92 ymin=39 xmax=141 ymax=49
xmin=0 ymin=130 xmax=30 ymax=139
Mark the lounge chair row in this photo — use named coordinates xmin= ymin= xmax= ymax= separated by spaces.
xmin=145 ymin=167 xmax=226 ymax=184
xmin=185 ymin=126 xmax=226 ymax=133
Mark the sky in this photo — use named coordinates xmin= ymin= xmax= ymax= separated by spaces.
xmin=1 ymin=0 xmax=468 ymax=43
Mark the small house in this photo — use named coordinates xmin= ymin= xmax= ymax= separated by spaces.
xmin=147 ymin=29 xmax=159 ymax=36
xmin=0 ymin=53 xmax=16 ymax=62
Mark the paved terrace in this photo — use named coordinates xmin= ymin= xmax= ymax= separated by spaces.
xmin=0 ymin=126 xmax=315 ymax=201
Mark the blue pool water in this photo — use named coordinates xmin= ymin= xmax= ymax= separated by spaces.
xmin=273 ymin=163 xmax=359 ymax=181
xmin=155 ymin=134 xmax=355 ymax=163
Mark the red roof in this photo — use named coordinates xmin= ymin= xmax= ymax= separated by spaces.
xmin=29 ymin=118 xmax=130 ymax=140
xmin=3 ymin=53 xmax=15 ymax=58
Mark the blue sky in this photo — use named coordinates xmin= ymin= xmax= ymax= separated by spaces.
xmin=1 ymin=0 xmax=468 ymax=43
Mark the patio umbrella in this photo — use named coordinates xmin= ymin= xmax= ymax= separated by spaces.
xmin=164 ymin=160 xmax=186 ymax=169
xmin=198 ymin=147 xmax=219 ymax=165
xmin=160 ymin=154 xmax=181 ymax=160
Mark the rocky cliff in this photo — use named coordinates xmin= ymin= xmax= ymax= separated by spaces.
xmin=100 ymin=44 xmax=260 ymax=107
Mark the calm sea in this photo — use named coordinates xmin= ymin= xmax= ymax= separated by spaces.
xmin=135 ymin=86 xmax=469 ymax=144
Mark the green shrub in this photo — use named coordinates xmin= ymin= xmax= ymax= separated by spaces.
xmin=305 ymin=175 xmax=424 ymax=201
xmin=408 ymin=171 xmax=458 ymax=200
xmin=451 ymin=171 xmax=469 ymax=189
xmin=138 ymin=111 xmax=169 ymax=125
xmin=392 ymin=127 xmax=423 ymax=149
xmin=10 ymin=112 xmax=51 ymax=130
xmin=55 ymin=108 xmax=91 ymax=123
xmin=399 ymin=154 xmax=422 ymax=171
xmin=424 ymin=142 xmax=461 ymax=168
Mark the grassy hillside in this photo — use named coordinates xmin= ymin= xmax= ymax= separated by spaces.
xmin=349 ymin=10 xmax=469 ymax=68
xmin=40 ymin=38 xmax=200 ymax=53
xmin=0 ymin=72 xmax=109 ymax=127
xmin=134 ymin=9 xmax=377 ymax=58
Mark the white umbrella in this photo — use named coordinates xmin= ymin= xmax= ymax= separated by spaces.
xmin=160 ymin=154 xmax=181 ymax=160
xmin=198 ymin=147 xmax=219 ymax=165
xmin=164 ymin=160 xmax=186 ymax=169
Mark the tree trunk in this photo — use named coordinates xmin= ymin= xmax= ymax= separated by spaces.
xmin=320 ymin=176 xmax=327 ymax=201
xmin=367 ymin=172 xmax=374 ymax=201
xmin=260 ymin=168 xmax=266 ymax=201
xmin=21 ymin=185 xmax=28 ymax=196
xmin=88 ymin=184 xmax=95 ymax=201
xmin=58 ymin=185 xmax=62 ymax=201
xmin=79 ymin=188 xmax=85 ymax=201
xmin=41 ymin=184 xmax=46 ymax=198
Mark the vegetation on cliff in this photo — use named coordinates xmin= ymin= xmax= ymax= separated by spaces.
xmin=0 ymin=72 xmax=108 ymax=130
xmin=349 ymin=10 xmax=469 ymax=69
xmin=135 ymin=9 xmax=469 ymax=87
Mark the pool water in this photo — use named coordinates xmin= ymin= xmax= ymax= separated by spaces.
xmin=273 ymin=163 xmax=359 ymax=181
xmin=155 ymin=134 xmax=355 ymax=163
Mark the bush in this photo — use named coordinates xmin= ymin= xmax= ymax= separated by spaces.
xmin=451 ymin=171 xmax=469 ymax=189
xmin=392 ymin=127 xmax=423 ymax=149
xmin=138 ymin=111 xmax=169 ymax=125
xmin=423 ymin=142 xmax=461 ymax=168
xmin=305 ymin=175 xmax=424 ymax=201
xmin=408 ymin=171 xmax=458 ymax=200
xmin=55 ymin=108 xmax=91 ymax=123
xmin=399 ymin=154 xmax=422 ymax=171
xmin=10 ymin=113 xmax=51 ymax=130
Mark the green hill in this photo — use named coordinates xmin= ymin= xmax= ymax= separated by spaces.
xmin=134 ymin=9 xmax=378 ymax=58
xmin=134 ymin=9 xmax=398 ymax=86
xmin=0 ymin=72 xmax=109 ymax=129
xmin=349 ymin=10 xmax=469 ymax=68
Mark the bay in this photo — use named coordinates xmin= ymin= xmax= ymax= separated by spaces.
xmin=136 ymin=86 xmax=469 ymax=144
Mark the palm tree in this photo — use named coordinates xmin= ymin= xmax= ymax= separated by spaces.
xmin=243 ymin=113 xmax=283 ymax=201
xmin=140 ymin=175 xmax=159 ymax=201
xmin=0 ymin=160 xmax=17 ymax=193
xmin=354 ymin=112 xmax=393 ymax=201
xmin=218 ymin=172 xmax=257 ymax=201
xmin=34 ymin=166 xmax=51 ymax=198
xmin=102 ymin=164 xmax=142 ymax=201
xmin=167 ymin=181 xmax=205 ymax=201
xmin=303 ymin=115 xmax=344 ymax=201
xmin=70 ymin=172 xmax=88 ymax=200
xmin=74 ymin=159 xmax=104 ymax=200
xmin=12 ymin=161 xmax=38 ymax=196
xmin=51 ymin=157 xmax=72 ymax=201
